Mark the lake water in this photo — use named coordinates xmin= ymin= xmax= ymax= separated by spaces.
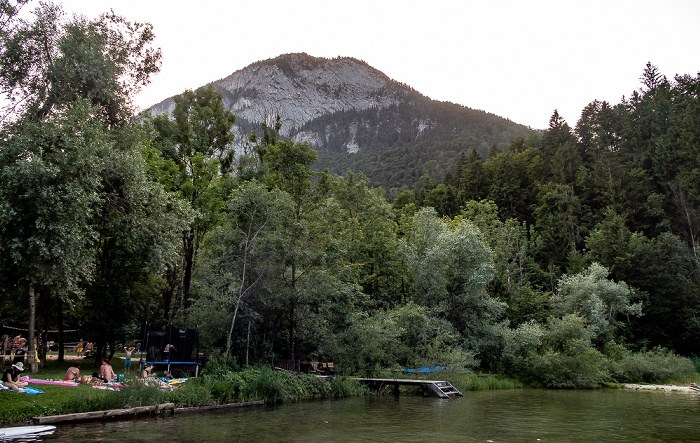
xmin=29 ymin=389 xmax=700 ymax=442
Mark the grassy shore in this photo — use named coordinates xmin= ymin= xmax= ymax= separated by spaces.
xmin=7 ymin=357 xmax=689 ymax=424
xmin=1 ymin=357 xmax=529 ymax=424
xmin=0 ymin=357 xmax=368 ymax=423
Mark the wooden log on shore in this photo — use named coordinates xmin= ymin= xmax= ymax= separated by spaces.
xmin=33 ymin=403 xmax=175 ymax=425
xmin=174 ymin=400 xmax=264 ymax=414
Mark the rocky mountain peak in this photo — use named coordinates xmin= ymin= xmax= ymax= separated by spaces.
xmin=150 ymin=53 xmax=410 ymax=138
xmin=148 ymin=53 xmax=531 ymax=190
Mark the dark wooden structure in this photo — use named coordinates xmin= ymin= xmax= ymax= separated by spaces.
xmin=354 ymin=377 xmax=463 ymax=398
xmin=33 ymin=403 xmax=175 ymax=424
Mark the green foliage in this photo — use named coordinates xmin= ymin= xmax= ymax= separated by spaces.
xmin=325 ymin=302 xmax=474 ymax=373
xmin=328 ymin=377 xmax=370 ymax=397
xmin=517 ymin=314 xmax=608 ymax=388
xmin=553 ymin=263 xmax=642 ymax=343
xmin=0 ymin=2 xmax=161 ymax=125
xmin=202 ymin=351 xmax=240 ymax=376
xmin=405 ymin=208 xmax=502 ymax=354
xmin=525 ymin=338 xmax=610 ymax=388
xmin=199 ymin=366 xmax=345 ymax=404
xmin=148 ymin=85 xmax=237 ymax=326
xmin=449 ymin=372 xmax=523 ymax=391
xmin=0 ymin=100 xmax=103 ymax=295
xmin=4 ymin=8 xmax=700 ymax=394
xmin=611 ymin=347 xmax=696 ymax=384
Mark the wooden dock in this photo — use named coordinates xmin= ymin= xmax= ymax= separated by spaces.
xmin=354 ymin=378 xmax=463 ymax=398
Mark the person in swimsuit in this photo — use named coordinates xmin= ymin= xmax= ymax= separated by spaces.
xmin=124 ymin=346 xmax=135 ymax=373
xmin=64 ymin=361 xmax=80 ymax=381
xmin=99 ymin=359 xmax=116 ymax=382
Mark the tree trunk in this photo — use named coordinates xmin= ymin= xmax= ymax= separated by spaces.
xmin=181 ymin=229 xmax=196 ymax=329
xmin=28 ymin=284 xmax=37 ymax=373
xmin=0 ymin=290 xmax=7 ymax=318
xmin=225 ymin=300 xmax=241 ymax=359
xmin=57 ymin=297 xmax=64 ymax=362
xmin=94 ymin=341 xmax=104 ymax=368
xmin=162 ymin=265 xmax=179 ymax=324
xmin=289 ymin=298 xmax=296 ymax=365
xmin=246 ymin=318 xmax=251 ymax=367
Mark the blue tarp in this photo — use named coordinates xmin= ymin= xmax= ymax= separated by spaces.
xmin=402 ymin=366 xmax=447 ymax=374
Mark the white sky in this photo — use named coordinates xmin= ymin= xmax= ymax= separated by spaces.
xmin=52 ymin=0 xmax=700 ymax=129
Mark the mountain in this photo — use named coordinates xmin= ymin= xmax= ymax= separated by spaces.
xmin=149 ymin=53 xmax=533 ymax=192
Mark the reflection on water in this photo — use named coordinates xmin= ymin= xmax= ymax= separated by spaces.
xmin=34 ymin=389 xmax=700 ymax=442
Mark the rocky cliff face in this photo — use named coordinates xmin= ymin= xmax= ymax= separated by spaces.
xmin=150 ymin=53 xmax=408 ymax=149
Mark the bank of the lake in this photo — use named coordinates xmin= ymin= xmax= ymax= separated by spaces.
xmin=0 ymin=364 xmax=526 ymax=424
xmin=2 ymin=360 xmax=697 ymax=425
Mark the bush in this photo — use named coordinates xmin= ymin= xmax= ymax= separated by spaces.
xmin=202 ymin=352 xmax=239 ymax=376
xmin=613 ymin=347 xmax=696 ymax=383
xmin=525 ymin=338 xmax=610 ymax=388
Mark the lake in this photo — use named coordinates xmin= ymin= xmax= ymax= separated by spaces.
xmin=30 ymin=389 xmax=700 ymax=442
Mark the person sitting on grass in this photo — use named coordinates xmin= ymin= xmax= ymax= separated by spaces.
xmin=2 ymin=362 xmax=28 ymax=392
xmin=64 ymin=361 xmax=80 ymax=382
xmin=140 ymin=364 xmax=174 ymax=390
xmin=99 ymin=358 xmax=116 ymax=382
xmin=142 ymin=363 xmax=155 ymax=378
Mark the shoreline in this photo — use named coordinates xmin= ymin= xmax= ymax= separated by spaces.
xmin=623 ymin=383 xmax=697 ymax=393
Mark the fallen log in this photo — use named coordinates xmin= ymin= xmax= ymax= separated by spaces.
xmin=33 ymin=403 xmax=175 ymax=425
xmin=174 ymin=400 xmax=264 ymax=414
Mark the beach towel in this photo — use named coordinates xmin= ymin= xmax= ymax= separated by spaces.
xmin=0 ymin=385 xmax=44 ymax=394
xmin=20 ymin=376 xmax=78 ymax=386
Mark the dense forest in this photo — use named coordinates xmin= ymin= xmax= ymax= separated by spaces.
xmin=1 ymin=1 xmax=699 ymax=388
xmin=304 ymin=96 xmax=530 ymax=193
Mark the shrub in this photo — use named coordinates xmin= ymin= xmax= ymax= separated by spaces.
xmin=613 ymin=347 xmax=695 ymax=383
xmin=525 ymin=338 xmax=609 ymax=388
xmin=202 ymin=351 xmax=239 ymax=376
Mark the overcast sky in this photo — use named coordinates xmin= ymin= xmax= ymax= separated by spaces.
xmin=55 ymin=0 xmax=699 ymax=129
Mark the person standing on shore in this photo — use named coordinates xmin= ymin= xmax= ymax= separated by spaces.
xmin=76 ymin=339 xmax=84 ymax=358
xmin=123 ymin=346 xmax=135 ymax=373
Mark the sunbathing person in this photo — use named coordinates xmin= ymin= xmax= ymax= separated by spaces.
xmin=99 ymin=358 xmax=116 ymax=382
xmin=139 ymin=364 xmax=173 ymax=390
xmin=64 ymin=361 xmax=80 ymax=381
xmin=142 ymin=364 xmax=155 ymax=378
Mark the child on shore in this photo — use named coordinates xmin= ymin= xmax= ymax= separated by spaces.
xmin=124 ymin=346 xmax=135 ymax=373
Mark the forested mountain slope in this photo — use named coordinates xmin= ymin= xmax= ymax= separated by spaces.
xmin=149 ymin=53 xmax=533 ymax=191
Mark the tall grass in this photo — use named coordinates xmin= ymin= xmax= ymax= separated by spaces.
xmin=443 ymin=372 xmax=522 ymax=391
